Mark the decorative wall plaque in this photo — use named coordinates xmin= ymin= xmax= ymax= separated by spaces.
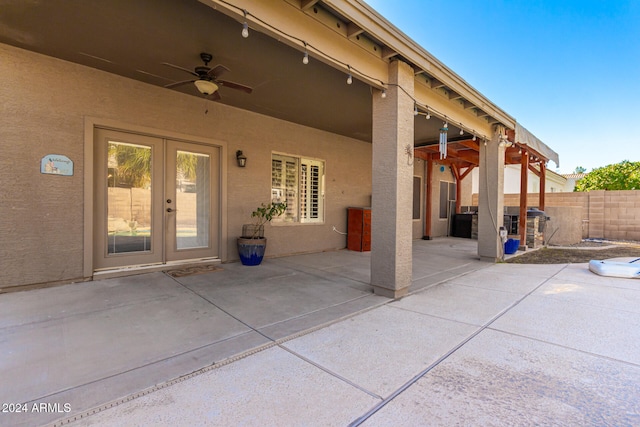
xmin=41 ymin=154 xmax=73 ymax=176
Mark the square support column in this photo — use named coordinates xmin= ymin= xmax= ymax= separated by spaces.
xmin=371 ymin=60 xmax=414 ymax=298
xmin=477 ymin=125 xmax=506 ymax=261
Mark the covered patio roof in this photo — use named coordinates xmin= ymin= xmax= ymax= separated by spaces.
xmin=0 ymin=0 xmax=533 ymax=147
xmin=414 ymin=122 xmax=559 ymax=170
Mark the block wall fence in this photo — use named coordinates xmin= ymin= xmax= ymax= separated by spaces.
xmin=472 ymin=190 xmax=640 ymax=242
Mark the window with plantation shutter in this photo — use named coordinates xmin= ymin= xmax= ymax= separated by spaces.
xmin=272 ymin=153 xmax=324 ymax=223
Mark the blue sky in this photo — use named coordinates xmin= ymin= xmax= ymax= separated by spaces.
xmin=365 ymin=0 xmax=640 ymax=173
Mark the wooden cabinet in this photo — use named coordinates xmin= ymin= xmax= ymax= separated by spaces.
xmin=347 ymin=207 xmax=371 ymax=252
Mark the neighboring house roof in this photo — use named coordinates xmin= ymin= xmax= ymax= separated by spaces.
xmin=562 ymin=173 xmax=587 ymax=179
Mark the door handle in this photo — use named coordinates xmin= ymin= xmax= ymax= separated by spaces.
xmin=166 ymin=208 xmax=177 ymax=213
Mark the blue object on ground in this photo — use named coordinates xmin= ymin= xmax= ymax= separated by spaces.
xmin=504 ymin=238 xmax=519 ymax=255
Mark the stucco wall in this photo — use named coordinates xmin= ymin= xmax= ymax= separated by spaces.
xmin=0 ymin=44 xmax=372 ymax=288
xmin=431 ymin=162 xmax=456 ymax=238
xmin=471 ymin=165 xmax=567 ymax=194
xmin=410 ymin=159 xmax=457 ymax=239
xmin=544 ymin=206 xmax=583 ymax=245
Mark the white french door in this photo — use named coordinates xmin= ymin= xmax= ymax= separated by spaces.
xmin=93 ymin=128 xmax=219 ymax=270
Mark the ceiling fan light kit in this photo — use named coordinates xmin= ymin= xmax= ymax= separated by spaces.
xmin=163 ymin=52 xmax=252 ymax=100
xmin=194 ymin=80 xmax=219 ymax=95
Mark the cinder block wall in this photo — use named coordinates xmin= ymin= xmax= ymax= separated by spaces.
xmin=603 ymin=190 xmax=640 ymax=241
xmin=473 ymin=190 xmax=640 ymax=241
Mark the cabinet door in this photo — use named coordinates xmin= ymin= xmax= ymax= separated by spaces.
xmin=347 ymin=208 xmax=363 ymax=251
xmin=362 ymin=209 xmax=371 ymax=251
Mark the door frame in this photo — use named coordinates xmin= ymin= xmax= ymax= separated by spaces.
xmin=164 ymin=139 xmax=220 ymax=262
xmin=84 ymin=117 xmax=228 ymax=277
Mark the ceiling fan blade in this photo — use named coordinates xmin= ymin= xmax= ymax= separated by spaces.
xmin=164 ymin=79 xmax=196 ymax=89
xmin=208 ymin=64 xmax=230 ymax=78
xmin=208 ymin=91 xmax=222 ymax=101
xmin=217 ymin=80 xmax=253 ymax=94
xmin=162 ymin=62 xmax=198 ymax=77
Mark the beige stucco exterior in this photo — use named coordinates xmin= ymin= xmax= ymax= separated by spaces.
xmin=471 ymin=164 xmax=568 ymax=195
xmin=0 ymin=0 xmax=561 ymax=294
xmin=0 ymin=44 xmax=372 ymax=289
xmin=370 ymin=60 xmax=414 ymax=297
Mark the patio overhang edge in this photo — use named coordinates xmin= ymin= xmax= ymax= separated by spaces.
xmin=514 ymin=122 xmax=560 ymax=167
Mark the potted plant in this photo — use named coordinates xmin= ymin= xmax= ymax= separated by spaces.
xmin=237 ymin=202 xmax=287 ymax=266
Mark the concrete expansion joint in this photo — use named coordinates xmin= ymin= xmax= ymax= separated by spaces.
xmin=51 ymin=289 xmax=390 ymax=426
xmin=50 ymin=340 xmax=282 ymax=426
xmin=483 ymin=327 xmax=640 ymax=369
xmin=349 ymin=264 xmax=570 ymax=426
xmin=51 ymin=261 xmax=561 ymax=427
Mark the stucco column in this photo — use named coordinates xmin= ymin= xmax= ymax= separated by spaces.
xmin=370 ymin=60 xmax=414 ymax=298
xmin=477 ymin=125 xmax=506 ymax=261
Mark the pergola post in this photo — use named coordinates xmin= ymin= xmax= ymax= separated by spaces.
xmin=539 ymin=161 xmax=546 ymax=211
xmin=371 ymin=60 xmax=414 ymax=298
xmin=424 ymin=153 xmax=433 ymax=239
xmin=519 ymin=150 xmax=529 ymax=249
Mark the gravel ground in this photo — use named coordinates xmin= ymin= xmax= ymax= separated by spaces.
xmin=506 ymin=241 xmax=640 ymax=264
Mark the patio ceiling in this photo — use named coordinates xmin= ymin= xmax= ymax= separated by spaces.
xmin=0 ymin=0 xmax=512 ymax=147
xmin=0 ymin=0 xmax=372 ymax=140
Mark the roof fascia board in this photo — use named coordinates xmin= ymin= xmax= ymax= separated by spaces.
xmin=323 ymin=0 xmax=516 ymax=128
xmin=415 ymin=83 xmax=493 ymax=139
xmin=199 ymin=0 xmax=388 ymax=87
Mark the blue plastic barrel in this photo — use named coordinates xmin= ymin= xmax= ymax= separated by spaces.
xmin=504 ymin=238 xmax=520 ymax=255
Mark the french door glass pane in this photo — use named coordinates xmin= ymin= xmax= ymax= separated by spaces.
xmin=176 ymin=150 xmax=210 ymax=250
xmin=107 ymin=141 xmax=152 ymax=254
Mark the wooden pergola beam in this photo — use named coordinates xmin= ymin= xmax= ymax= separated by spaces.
xmin=424 ymin=153 xmax=433 ymax=239
xmin=519 ymin=150 xmax=529 ymax=248
xmin=459 ymin=164 xmax=475 ymax=181
xmin=528 ymin=164 xmax=541 ymax=177
xmin=539 ymin=161 xmax=546 ymax=211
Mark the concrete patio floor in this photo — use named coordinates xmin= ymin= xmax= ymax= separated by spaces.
xmin=1 ymin=238 xmax=639 ymax=426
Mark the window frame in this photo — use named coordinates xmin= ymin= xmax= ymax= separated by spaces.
xmin=271 ymin=152 xmax=325 ymax=224
xmin=439 ymin=180 xmax=456 ymax=220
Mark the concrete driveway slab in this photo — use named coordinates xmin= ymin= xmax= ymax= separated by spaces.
xmin=365 ymin=329 xmax=640 ymax=426
xmin=258 ymin=294 xmax=388 ymax=340
xmin=4 ymin=239 xmax=638 ymax=426
xmin=1 ymin=273 xmax=251 ymax=401
xmin=68 ymin=346 xmax=380 ymax=427
xmin=391 ymin=282 xmax=523 ymax=326
xmin=490 ymin=263 xmax=568 ymax=278
xmin=0 ymin=273 xmax=266 ymax=427
xmin=181 ymin=267 xmax=373 ymax=329
xmin=0 ymin=272 xmax=180 ymax=329
xmin=448 ymin=264 xmax=559 ymax=295
xmin=282 ymin=305 xmax=478 ymax=398
xmin=554 ymin=263 xmax=640 ymax=290
xmin=535 ymin=277 xmax=640 ymax=314
xmin=490 ymin=295 xmax=640 ymax=365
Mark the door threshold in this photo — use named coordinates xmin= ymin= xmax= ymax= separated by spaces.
xmin=93 ymin=258 xmax=221 ymax=281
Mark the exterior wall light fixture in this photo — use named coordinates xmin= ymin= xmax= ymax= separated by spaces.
xmin=236 ymin=150 xmax=247 ymax=167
